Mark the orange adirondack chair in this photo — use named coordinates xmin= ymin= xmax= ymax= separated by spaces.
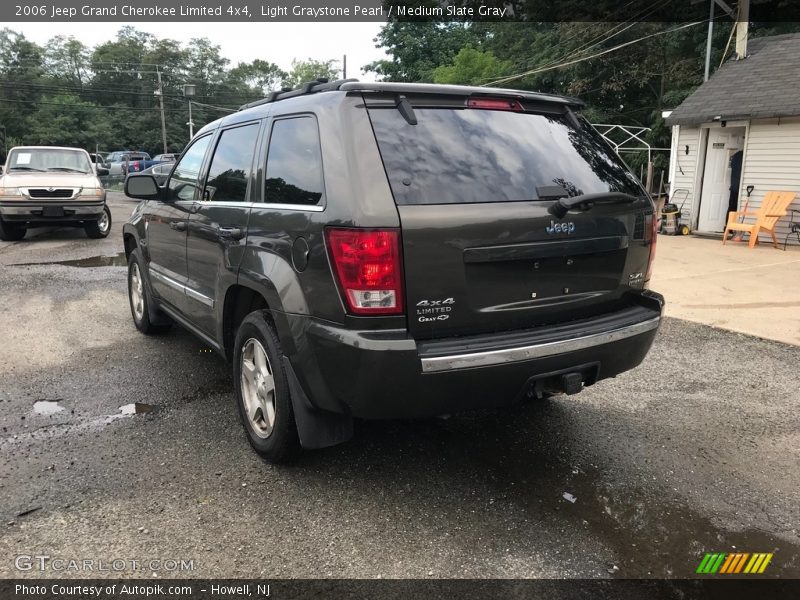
xmin=723 ymin=191 xmax=798 ymax=248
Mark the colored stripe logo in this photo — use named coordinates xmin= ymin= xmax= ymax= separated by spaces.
xmin=696 ymin=552 xmax=773 ymax=574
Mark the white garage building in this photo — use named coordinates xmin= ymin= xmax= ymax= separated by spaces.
xmin=665 ymin=32 xmax=800 ymax=246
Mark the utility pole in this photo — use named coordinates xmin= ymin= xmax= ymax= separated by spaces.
xmin=342 ymin=54 xmax=347 ymax=79
xmin=701 ymin=0 xmax=737 ymax=80
xmin=735 ymin=0 xmax=749 ymax=58
xmin=704 ymin=0 xmax=715 ymax=81
xmin=183 ymin=84 xmax=196 ymax=140
xmin=155 ymin=67 xmax=168 ymax=154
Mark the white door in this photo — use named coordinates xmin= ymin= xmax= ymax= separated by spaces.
xmin=698 ymin=128 xmax=745 ymax=232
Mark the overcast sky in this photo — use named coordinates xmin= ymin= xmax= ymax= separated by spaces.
xmin=12 ymin=22 xmax=388 ymax=81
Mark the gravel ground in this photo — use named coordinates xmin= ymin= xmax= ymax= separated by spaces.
xmin=0 ymin=193 xmax=798 ymax=579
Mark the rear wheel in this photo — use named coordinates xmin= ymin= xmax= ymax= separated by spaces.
xmin=85 ymin=206 xmax=111 ymax=239
xmin=127 ymin=248 xmax=171 ymax=334
xmin=233 ymin=311 xmax=299 ymax=462
xmin=0 ymin=218 xmax=26 ymax=241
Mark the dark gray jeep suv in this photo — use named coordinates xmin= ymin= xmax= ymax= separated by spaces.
xmin=123 ymin=80 xmax=663 ymax=461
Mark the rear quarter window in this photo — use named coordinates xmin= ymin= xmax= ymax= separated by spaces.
xmin=263 ymin=116 xmax=324 ymax=206
xmin=368 ymin=107 xmax=643 ymax=205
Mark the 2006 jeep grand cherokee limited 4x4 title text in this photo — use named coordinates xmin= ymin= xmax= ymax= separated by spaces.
xmin=123 ymin=80 xmax=664 ymax=462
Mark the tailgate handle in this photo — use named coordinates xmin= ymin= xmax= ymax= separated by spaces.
xmin=463 ymin=236 xmax=628 ymax=263
xmin=548 ymin=192 xmax=639 ymax=219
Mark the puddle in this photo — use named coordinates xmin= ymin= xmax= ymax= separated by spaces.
xmin=10 ymin=252 xmax=127 ymax=268
xmin=32 ymin=400 xmax=65 ymax=416
xmin=119 ymin=402 xmax=156 ymax=415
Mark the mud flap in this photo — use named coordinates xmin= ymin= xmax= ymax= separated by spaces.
xmin=282 ymin=356 xmax=353 ymax=450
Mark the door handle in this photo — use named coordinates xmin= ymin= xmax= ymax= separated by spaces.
xmin=170 ymin=221 xmax=187 ymax=231
xmin=217 ymin=226 xmax=245 ymax=240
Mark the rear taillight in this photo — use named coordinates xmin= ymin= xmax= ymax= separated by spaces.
xmin=645 ymin=213 xmax=657 ymax=282
xmin=468 ymin=97 xmax=523 ymax=112
xmin=325 ymin=228 xmax=404 ymax=315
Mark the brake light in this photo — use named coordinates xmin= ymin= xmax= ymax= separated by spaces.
xmin=325 ymin=228 xmax=404 ymax=315
xmin=467 ymin=97 xmax=523 ymax=112
xmin=645 ymin=213 xmax=657 ymax=283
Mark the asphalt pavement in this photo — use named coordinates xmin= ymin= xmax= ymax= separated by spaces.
xmin=0 ymin=192 xmax=798 ymax=579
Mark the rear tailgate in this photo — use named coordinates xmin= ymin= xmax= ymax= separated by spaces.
xmin=366 ymin=94 xmax=654 ymax=339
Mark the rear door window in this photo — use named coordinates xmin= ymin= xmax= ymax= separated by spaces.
xmin=367 ymin=106 xmax=643 ymax=205
xmin=203 ymin=122 xmax=260 ymax=203
xmin=264 ymin=116 xmax=324 ymax=206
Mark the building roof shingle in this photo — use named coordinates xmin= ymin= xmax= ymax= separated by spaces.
xmin=666 ymin=33 xmax=800 ymax=126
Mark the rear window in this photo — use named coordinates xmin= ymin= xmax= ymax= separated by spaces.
xmin=367 ymin=106 xmax=643 ymax=205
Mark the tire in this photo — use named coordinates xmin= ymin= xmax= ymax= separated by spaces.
xmin=85 ymin=206 xmax=112 ymax=239
xmin=127 ymin=248 xmax=171 ymax=334
xmin=233 ymin=310 xmax=299 ymax=462
xmin=0 ymin=218 xmax=26 ymax=241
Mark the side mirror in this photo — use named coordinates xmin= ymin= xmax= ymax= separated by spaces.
xmin=0 ymin=166 xmax=4 ymax=176
xmin=97 ymin=167 xmax=109 ymax=176
xmin=125 ymin=174 xmax=160 ymax=200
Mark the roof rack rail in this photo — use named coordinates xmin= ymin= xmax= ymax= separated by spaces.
xmin=238 ymin=78 xmax=360 ymax=111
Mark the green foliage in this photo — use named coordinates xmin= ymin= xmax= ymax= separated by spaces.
xmin=365 ymin=22 xmax=482 ymax=82
xmin=0 ymin=27 xmax=336 ymax=159
xmin=281 ymin=59 xmax=340 ymax=88
xmin=432 ymin=47 xmax=511 ymax=85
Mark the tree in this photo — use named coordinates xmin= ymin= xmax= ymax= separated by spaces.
xmin=365 ymin=22 xmax=482 ymax=82
xmin=228 ymin=59 xmax=285 ymax=95
xmin=43 ymin=36 xmax=89 ymax=88
xmin=432 ymin=47 xmax=511 ymax=85
xmin=0 ymin=29 xmax=44 ymax=140
xmin=282 ymin=58 xmax=339 ymax=88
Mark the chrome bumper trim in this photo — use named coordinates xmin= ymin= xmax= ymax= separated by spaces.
xmin=0 ymin=203 xmax=104 ymax=216
xmin=420 ymin=316 xmax=661 ymax=373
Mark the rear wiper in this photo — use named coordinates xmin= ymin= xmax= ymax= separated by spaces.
xmin=548 ymin=192 xmax=640 ymax=219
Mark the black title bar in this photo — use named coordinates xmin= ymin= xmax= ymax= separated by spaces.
xmin=4 ymin=1 xmax=800 ymax=22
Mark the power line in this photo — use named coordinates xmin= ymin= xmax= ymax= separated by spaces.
xmin=0 ymin=81 xmax=262 ymax=102
xmin=522 ymin=0 xmax=667 ymax=73
xmin=0 ymin=97 xmax=161 ymax=111
xmin=166 ymin=96 xmax=236 ymax=113
xmin=0 ymin=95 xmax=238 ymax=114
xmin=487 ymin=20 xmax=710 ymax=88
xmin=472 ymin=0 xmax=672 ymax=86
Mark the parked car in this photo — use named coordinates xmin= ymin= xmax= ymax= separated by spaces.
xmin=107 ymin=151 xmax=159 ymax=176
xmin=123 ymin=81 xmax=663 ymax=462
xmin=153 ymin=153 xmax=178 ymax=163
xmin=0 ymin=146 xmax=111 ymax=241
xmin=135 ymin=162 xmax=173 ymax=186
xmin=88 ymin=153 xmax=109 ymax=176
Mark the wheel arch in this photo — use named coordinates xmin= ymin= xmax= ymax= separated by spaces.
xmin=221 ymin=282 xmax=295 ymax=363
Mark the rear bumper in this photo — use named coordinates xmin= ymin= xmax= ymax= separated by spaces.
xmin=285 ymin=291 xmax=664 ymax=419
xmin=0 ymin=201 xmax=105 ymax=224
